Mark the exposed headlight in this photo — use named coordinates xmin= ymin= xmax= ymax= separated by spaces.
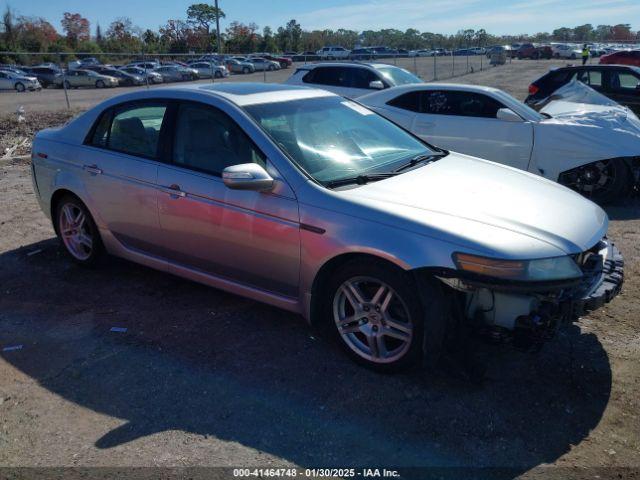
xmin=452 ymin=252 xmax=583 ymax=282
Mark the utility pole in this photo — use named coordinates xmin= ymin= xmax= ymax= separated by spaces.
xmin=214 ymin=0 xmax=221 ymax=55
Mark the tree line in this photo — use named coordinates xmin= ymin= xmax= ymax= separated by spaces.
xmin=0 ymin=3 xmax=638 ymax=63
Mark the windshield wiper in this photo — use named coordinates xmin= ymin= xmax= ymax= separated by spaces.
xmin=325 ymin=173 xmax=398 ymax=189
xmin=394 ymin=153 xmax=446 ymax=173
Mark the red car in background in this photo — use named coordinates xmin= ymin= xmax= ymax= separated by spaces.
xmin=260 ymin=54 xmax=292 ymax=69
xmin=599 ymin=50 xmax=640 ymax=67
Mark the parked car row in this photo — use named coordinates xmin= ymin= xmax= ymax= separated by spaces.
xmin=31 ymin=79 xmax=625 ymax=372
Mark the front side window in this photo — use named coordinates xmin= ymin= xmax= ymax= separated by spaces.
xmin=421 ymin=90 xmax=504 ymax=118
xmin=610 ymin=71 xmax=640 ymax=91
xmin=173 ymin=102 xmax=265 ymax=176
xmin=349 ymin=68 xmax=381 ymax=89
xmin=244 ymin=96 xmax=437 ymax=184
xmin=108 ymin=104 xmax=167 ymax=157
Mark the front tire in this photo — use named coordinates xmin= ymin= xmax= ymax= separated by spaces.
xmin=214 ymin=71 xmax=222 ymax=79
xmin=95 ymin=80 xmax=105 ymax=88
xmin=15 ymin=82 xmax=25 ymax=92
xmin=559 ymin=158 xmax=632 ymax=204
xmin=323 ymin=259 xmax=446 ymax=372
xmin=55 ymin=195 xmax=103 ymax=266
xmin=242 ymin=67 xmax=250 ymax=74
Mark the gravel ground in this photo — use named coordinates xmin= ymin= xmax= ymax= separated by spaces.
xmin=0 ymin=60 xmax=638 ymax=479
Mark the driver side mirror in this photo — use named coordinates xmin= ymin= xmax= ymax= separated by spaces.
xmin=369 ymin=80 xmax=385 ymax=90
xmin=222 ymin=163 xmax=274 ymax=191
xmin=496 ymin=107 xmax=523 ymax=122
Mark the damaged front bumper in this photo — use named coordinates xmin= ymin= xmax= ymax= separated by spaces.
xmin=438 ymin=239 xmax=624 ymax=350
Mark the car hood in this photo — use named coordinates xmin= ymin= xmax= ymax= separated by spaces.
xmin=338 ymin=152 xmax=607 ymax=258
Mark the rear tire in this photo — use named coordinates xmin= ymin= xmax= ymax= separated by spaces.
xmin=322 ymin=259 xmax=446 ymax=372
xmin=54 ymin=195 xmax=104 ymax=266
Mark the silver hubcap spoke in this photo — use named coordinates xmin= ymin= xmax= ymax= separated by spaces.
xmin=59 ymin=203 xmax=93 ymax=261
xmin=333 ymin=276 xmax=413 ymax=364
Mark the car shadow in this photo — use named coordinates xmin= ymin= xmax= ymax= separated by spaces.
xmin=0 ymin=239 xmax=612 ymax=478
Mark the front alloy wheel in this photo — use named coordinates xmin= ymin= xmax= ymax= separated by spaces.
xmin=325 ymin=260 xmax=446 ymax=372
xmin=333 ymin=277 xmax=413 ymax=364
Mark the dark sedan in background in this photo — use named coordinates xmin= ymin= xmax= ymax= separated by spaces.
xmin=526 ymin=64 xmax=640 ymax=114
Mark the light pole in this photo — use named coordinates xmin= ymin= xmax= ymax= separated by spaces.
xmin=214 ymin=0 xmax=221 ymax=55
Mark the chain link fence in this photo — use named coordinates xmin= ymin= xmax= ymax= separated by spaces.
xmin=0 ymin=48 xmax=513 ymax=113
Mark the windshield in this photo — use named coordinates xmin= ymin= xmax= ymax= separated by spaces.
xmin=377 ymin=66 xmax=422 ymax=86
xmin=244 ymin=96 xmax=437 ymax=184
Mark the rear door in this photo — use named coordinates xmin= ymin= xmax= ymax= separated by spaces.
xmin=156 ymin=100 xmax=300 ymax=297
xmin=410 ymin=89 xmax=534 ymax=169
xmin=80 ymin=100 xmax=168 ymax=256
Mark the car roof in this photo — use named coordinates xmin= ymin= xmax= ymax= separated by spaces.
xmin=107 ymin=82 xmax=337 ymax=107
xmin=297 ymin=62 xmax=401 ymax=70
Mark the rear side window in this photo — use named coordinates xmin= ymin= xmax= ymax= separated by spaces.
xmin=387 ymin=91 xmax=422 ymax=112
xmin=88 ymin=103 xmax=168 ymax=158
xmin=421 ymin=90 xmax=504 ymax=118
xmin=89 ymin=112 xmax=112 ymax=148
xmin=172 ymin=102 xmax=265 ymax=176
xmin=109 ymin=104 xmax=167 ymax=157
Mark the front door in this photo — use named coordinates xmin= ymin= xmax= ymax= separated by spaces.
xmin=604 ymin=69 xmax=640 ymax=114
xmin=411 ymin=89 xmax=534 ymax=170
xmin=156 ymin=101 xmax=300 ymax=297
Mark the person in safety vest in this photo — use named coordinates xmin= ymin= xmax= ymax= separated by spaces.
xmin=582 ymin=44 xmax=589 ymax=65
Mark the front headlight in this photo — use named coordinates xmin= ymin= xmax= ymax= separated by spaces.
xmin=453 ymin=252 xmax=583 ymax=282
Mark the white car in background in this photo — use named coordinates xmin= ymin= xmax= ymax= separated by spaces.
xmin=0 ymin=70 xmax=42 ymax=91
xmin=285 ymin=62 xmax=422 ymax=99
xmin=552 ymin=44 xmax=582 ymax=59
xmin=316 ymin=46 xmax=351 ymax=59
xmin=359 ymin=83 xmax=640 ymax=203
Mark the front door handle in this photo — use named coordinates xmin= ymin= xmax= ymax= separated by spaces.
xmin=162 ymin=184 xmax=186 ymax=198
xmin=83 ymin=164 xmax=102 ymax=175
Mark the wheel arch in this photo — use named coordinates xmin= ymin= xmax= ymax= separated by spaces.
xmin=308 ymin=252 xmax=415 ymax=329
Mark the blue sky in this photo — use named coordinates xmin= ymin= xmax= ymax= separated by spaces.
xmin=3 ymin=0 xmax=639 ymax=35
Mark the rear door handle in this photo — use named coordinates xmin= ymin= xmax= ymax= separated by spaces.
xmin=162 ymin=184 xmax=186 ymax=198
xmin=83 ymin=164 xmax=102 ymax=175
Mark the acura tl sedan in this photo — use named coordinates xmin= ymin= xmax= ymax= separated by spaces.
xmin=31 ymin=83 xmax=623 ymax=371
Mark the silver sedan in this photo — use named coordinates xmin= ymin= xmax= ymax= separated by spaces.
xmin=30 ymin=83 xmax=623 ymax=371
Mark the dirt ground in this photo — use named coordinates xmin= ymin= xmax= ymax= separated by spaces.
xmin=0 ymin=60 xmax=638 ymax=479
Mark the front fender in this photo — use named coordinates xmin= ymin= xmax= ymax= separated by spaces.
xmin=531 ymin=115 xmax=640 ymax=181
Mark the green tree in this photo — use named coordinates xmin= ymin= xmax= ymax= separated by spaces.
xmin=187 ymin=3 xmax=225 ymax=51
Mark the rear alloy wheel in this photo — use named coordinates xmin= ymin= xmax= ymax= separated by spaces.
xmin=96 ymin=80 xmax=105 ymax=88
xmin=325 ymin=260 xmax=445 ymax=372
xmin=559 ymin=158 xmax=632 ymax=204
xmin=15 ymin=82 xmax=25 ymax=92
xmin=56 ymin=196 xmax=103 ymax=265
